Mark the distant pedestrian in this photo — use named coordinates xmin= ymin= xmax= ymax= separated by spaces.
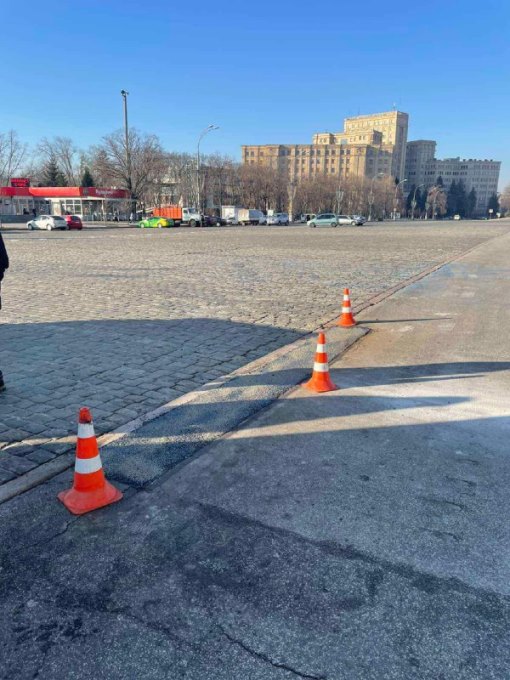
xmin=32 ymin=208 xmax=36 ymax=218
xmin=0 ymin=230 xmax=9 ymax=391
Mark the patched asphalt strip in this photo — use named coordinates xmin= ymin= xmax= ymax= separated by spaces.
xmin=103 ymin=326 xmax=367 ymax=488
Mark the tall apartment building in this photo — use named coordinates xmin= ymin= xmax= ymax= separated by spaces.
xmin=340 ymin=110 xmax=409 ymax=180
xmin=242 ymin=110 xmax=409 ymax=183
xmin=404 ymin=140 xmax=501 ymax=215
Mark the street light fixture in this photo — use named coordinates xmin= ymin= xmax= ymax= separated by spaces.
xmin=411 ymin=183 xmax=425 ymax=220
xmin=393 ymin=179 xmax=407 ymax=220
xmin=197 ymin=124 xmax=220 ymax=215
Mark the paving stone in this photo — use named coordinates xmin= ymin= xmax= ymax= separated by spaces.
xmin=0 ymin=453 xmax=38 ymax=474
xmin=0 ymin=468 xmax=16 ymax=484
xmin=41 ymin=441 xmax=74 ymax=455
xmin=2 ymin=443 xmax=36 ymax=458
xmin=26 ymin=449 xmax=57 ymax=464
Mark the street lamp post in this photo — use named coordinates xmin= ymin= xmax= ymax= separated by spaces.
xmin=393 ymin=179 xmax=407 ymax=220
xmin=120 ymin=90 xmax=133 ymax=220
xmin=197 ymin=125 xmax=219 ymax=215
xmin=411 ymin=183 xmax=425 ymax=220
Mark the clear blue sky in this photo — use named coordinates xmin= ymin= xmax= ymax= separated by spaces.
xmin=2 ymin=0 xmax=509 ymax=186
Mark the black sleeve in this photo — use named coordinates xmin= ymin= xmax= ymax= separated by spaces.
xmin=0 ymin=233 xmax=9 ymax=280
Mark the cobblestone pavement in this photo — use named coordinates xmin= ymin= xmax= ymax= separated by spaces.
xmin=0 ymin=221 xmax=508 ymax=485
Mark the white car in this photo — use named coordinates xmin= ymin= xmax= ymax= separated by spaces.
xmin=267 ymin=212 xmax=289 ymax=225
xmin=350 ymin=215 xmax=366 ymax=226
xmin=336 ymin=214 xmax=359 ymax=226
xmin=27 ymin=215 xmax=68 ymax=231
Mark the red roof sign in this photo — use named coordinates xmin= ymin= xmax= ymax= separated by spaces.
xmin=0 ymin=186 xmax=130 ymax=199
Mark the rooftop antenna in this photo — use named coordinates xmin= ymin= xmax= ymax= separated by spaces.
xmin=392 ymin=102 xmax=397 ymax=111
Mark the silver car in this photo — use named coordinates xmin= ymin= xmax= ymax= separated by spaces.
xmin=336 ymin=215 xmax=359 ymax=226
xmin=267 ymin=212 xmax=290 ymax=225
xmin=27 ymin=215 xmax=68 ymax=231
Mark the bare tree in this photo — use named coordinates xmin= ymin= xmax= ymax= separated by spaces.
xmin=89 ymin=129 xmax=167 ymax=208
xmin=163 ymin=152 xmax=197 ymax=206
xmin=0 ymin=131 xmax=28 ymax=185
xmin=237 ymin=164 xmax=287 ymax=211
xmin=427 ymin=186 xmax=447 ymax=218
xmin=201 ymin=154 xmax=240 ymax=212
xmin=500 ymin=183 xmax=510 ymax=215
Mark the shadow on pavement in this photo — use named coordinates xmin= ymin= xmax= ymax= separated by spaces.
xmin=228 ymin=361 xmax=510 ymax=390
xmin=359 ymin=317 xmax=451 ymax=323
xmin=102 ymin=358 xmax=510 ymax=488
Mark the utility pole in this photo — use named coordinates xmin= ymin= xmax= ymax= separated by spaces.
xmin=121 ymin=90 xmax=134 ymax=219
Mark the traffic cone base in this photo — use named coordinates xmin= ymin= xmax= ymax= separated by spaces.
xmin=303 ymin=332 xmax=338 ymax=393
xmin=303 ymin=372 xmax=337 ymax=392
xmin=338 ymin=288 xmax=357 ymax=327
xmin=58 ymin=481 xmax=122 ymax=516
xmin=338 ymin=317 xmax=356 ymax=328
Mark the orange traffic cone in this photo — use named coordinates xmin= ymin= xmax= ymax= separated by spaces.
xmin=303 ymin=332 xmax=338 ymax=393
xmin=58 ymin=407 xmax=123 ymax=515
xmin=337 ymin=288 xmax=356 ymax=327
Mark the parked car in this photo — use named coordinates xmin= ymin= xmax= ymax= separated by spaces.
xmin=202 ymin=215 xmax=227 ymax=227
xmin=299 ymin=213 xmax=316 ymax=223
xmin=267 ymin=212 xmax=290 ymax=225
xmin=26 ymin=215 xmax=68 ymax=231
xmin=307 ymin=213 xmax=339 ymax=227
xmin=350 ymin=215 xmax=366 ymax=226
xmin=64 ymin=215 xmax=83 ymax=230
xmin=139 ymin=217 xmax=174 ymax=228
xmin=335 ymin=214 xmax=359 ymax=226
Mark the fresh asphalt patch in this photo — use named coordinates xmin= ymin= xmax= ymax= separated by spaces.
xmin=103 ymin=326 xmax=367 ymax=488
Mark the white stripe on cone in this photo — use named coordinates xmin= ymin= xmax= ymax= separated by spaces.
xmin=313 ymin=362 xmax=329 ymax=373
xmin=77 ymin=423 xmax=95 ymax=439
xmin=343 ymin=295 xmax=350 ymax=301
xmin=316 ymin=344 xmax=326 ymax=353
xmin=342 ymin=306 xmax=351 ymax=313
xmin=75 ymin=455 xmax=103 ymax=474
